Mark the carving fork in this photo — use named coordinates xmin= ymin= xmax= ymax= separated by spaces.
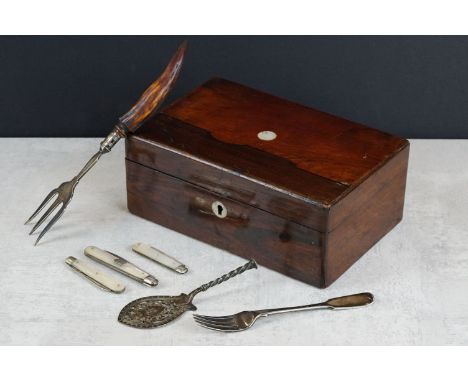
xmin=25 ymin=42 xmax=187 ymax=245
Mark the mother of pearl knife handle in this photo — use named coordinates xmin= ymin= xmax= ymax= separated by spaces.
xmin=84 ymin=246 xmax=158 ymax=287
xmin=132 ymin=243 xmax=188 ymax=274
xmin=65 ymin=256 xmax=126 ymax=293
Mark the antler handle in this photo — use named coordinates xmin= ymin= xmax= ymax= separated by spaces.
xmin=189 ymin=259 xmax=257 ymax=299
xmin=118 ymin=41 xmax=187 ymax=133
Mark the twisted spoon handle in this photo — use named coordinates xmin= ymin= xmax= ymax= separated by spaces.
xmin=188 ymin=259 xmax=257 ymax=300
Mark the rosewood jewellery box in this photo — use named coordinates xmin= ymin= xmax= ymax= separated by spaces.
xmin=125 ymin=78 xmax=409 ymax=288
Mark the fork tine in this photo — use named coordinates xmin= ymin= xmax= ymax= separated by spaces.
xmin=25 ymin=189 xmax=58 ymax=225
xmin=193 ymin=315 xmax=237 ymax=327
xmin=193 ymin=314 xmax=237 ymax=326
xmin=193 ymin=317 xmax=240 ymax=332
xmin=193 ymin=314 xmax=236 ymax=322
xmin=34 ymin=204 xmax=67 ymax=246
xmin=29 ymin=199 xmax=62 ymax=235
xmin=195 ymin=321 xmax=240 ymax=332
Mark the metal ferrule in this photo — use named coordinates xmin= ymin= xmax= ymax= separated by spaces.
xmin=99 ymin=126 xmax=126 ymax=152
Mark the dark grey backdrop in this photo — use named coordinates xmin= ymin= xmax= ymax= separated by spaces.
xmin=1 ymin=36 xmax=467 ymax=138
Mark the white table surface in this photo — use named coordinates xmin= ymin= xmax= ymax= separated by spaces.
xmin=0 ymin=138 xmax=467 ymax=345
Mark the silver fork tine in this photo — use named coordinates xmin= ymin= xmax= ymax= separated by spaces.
xmin=195 ymin=321 xmax=240 ymax=332
xmin=194 ymin=321 xmax=239 ymax=331
xmin=24 ymin=189 xmax=58 ymax=225
xmin=194 ymin=317 xmax=237 ymax=326
xmin=193 ymin=317 xmax=240 ymax=331
xmin=34 ymin=205 xmax=67 ymax=246
xmin=29 ymin=199 xmax=61 ymax=235
xmin=193 ymin=314 xmax=236 ymax=322
xmin=193 ymin=315 xmax=237 ymax=327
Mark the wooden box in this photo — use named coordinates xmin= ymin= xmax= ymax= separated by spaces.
xmin=125 ymin=78 xmax=409 ymax=287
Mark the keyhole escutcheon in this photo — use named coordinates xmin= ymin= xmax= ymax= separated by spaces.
xmin=211 ymin=201 xmax=227 ymax=218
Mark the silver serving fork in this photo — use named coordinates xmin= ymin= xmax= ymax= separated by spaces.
xmin=25 ymin=42 xmax=187 ymax=245
xmin=193 ymin=292 xmax=374 ymax=332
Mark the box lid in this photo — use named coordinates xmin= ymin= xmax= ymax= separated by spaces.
xmin=126 ymin=78 xmax=408 ymax=232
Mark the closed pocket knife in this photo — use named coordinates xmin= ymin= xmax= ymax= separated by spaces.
xmin=65 ymin=256 xmax=126 ymax=293
xmin=84 ymin=246 xmax=158 ymax=287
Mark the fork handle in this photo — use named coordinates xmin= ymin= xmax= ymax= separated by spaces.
xmin=256 ymin=293 xmax=374 ymax=317
xmin=99 ymin=42 xmax=187 ymax=154
xmin=326 ymin=292 xmax=374 ymax=309
xmin=118 ymin=41 xmax=187 ymax=133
